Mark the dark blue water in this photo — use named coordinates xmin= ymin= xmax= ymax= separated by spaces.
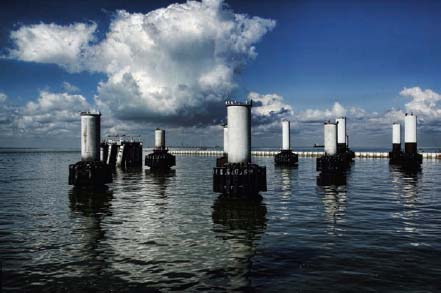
xmin=1 ymin=151 xmax=441 ymax=291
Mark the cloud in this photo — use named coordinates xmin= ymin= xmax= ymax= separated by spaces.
xmin=298 ymin=102 xmax=347 ymax=123
xmin=7 ymin=22 xmax=97 ymax=72
xmin=17 ymin=91 xmax=92 ymax=135
xmin=246 ymin=92 xmax=293 ymax=133
xmin=3 ymin=0 xmax=440 ymax=147
xmin=62 ymin=81 xmax=80 ymax=93
xmin=0 ymin=93 xmax=19 ymax=136
xmin=400 ymin=86 xmax=441 ymax=120
xmin=0 ymin=93 xmax=7 ymax=103
xmin=7 ymin=0 xmax=276 ymax=126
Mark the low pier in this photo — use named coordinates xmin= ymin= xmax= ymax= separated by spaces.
xmin=101 ymin=136 xmax=143 ymax=169
xmin=168 ymin=149 xmax=441 ymax=159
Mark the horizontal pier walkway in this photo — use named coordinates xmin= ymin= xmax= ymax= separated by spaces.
xmin=163 ymin=149 xmax=441 ymax=159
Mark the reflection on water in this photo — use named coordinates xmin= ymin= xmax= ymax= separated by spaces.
xmin=2 ymin=152 xmax=441 ymax=291
xmin=318 ymin=184 xmax=347 ymax=226
xmin=212 ymin=195 xmax=267 ymax=239
xmin=145 ymin=169 xmax=176 ymax=198
xmin=316 ymin=172 xmax=347 ymax=186
xmin=69 ymin=188 xmax=114 ymax=216
xmin=389 ymin=165 xmax=422 ymax=240
xmin=274 ymin=166 xmax=296 ymax=197
xmin=212 ymin=195 xmax=267 ymax=290
xmin=68 ymin=189 xmax=114 ymax=288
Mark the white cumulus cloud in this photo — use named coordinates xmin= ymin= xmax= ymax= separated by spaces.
xmin=8 ymin=22 xmax=97 ymax=72
xmin=400 ymin=86 xmax=441 ymax=120
xmin=62 ymin=81 xmax=80 ymax=93
xmin=17 ymin=91 xmax=92 ymax=135
xmin=7 ymin=0 xmax=276 ymax=126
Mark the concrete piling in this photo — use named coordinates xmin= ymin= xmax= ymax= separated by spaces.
xmin=275 ymin=120 xmax=298 ymax=166
xmin=145 ymin=128 xmax=176 ymax=171
xmin=213 ymin=100 xmax=267 ymax=196
xmin=69 ymin=112 xmax=112 ymax=188
xmin=317 ymin=121 xmax=349 ymax=185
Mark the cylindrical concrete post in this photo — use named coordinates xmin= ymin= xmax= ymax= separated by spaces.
xmin=393 ymin=123 xmax=401 ymax=144
xmin=404 ymin=113 xmax=417 ymax=154
xmin=392 ymin=123 xmax=401 ymax=152
xmin=223 ymin=124 xmax=229 ymax=154
xmin=324 ymin=122 xmax=337 ymax=156
xmin=282 ymin=120 xmax=290 ymax=150
xmin=155 ymin=128 xmax=165 ymax=149
xmin=81 ymin=112 xmax=101 ymax=161
xmin=226 ymin=101 xmax=251 ymax=164
xmin=336 ymin=117 xmax=346 ymax=145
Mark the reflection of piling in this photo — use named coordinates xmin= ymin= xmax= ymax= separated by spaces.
xmin=213 ymin=101 xmax=267 ymax=196
xmin=389 ymin=113 xmax=422 ymax=168
xmin=275 ymin=120 xmax=298 ymax=166
xmin=316 ymin=121 xmax=348 ymax=186
xmin=145 ymin=128 xmax=176 ymax=171
xmin=69 ymin=112 xmax=112 ymax=188
xmin=212 ymin=194 xmax=266 ymax=235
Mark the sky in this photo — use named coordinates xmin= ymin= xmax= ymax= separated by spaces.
xmin=0 ymin=0 xmax=440 ymax=149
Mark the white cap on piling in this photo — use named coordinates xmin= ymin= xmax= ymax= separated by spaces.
xmin=336 ymin=117 xmax=346 ymax=144
xmin=80 ymin=111 xmax=101 ymax=161
xmin=223 ymin=124 xmax=229 ymax=154
xmin=392 ymin=123 xmax=401 ymax=144
xmin=155 ymin=128 xmax=165 ymax=149
xmin=226 ymin=100 xmax=252 ymax=164
xmin=282 ymin=120 xmax=290 ymax=150
xmin=404 ymin=113 xmax=417 ymax=143
xmin=324 ymin=121 xmax=337 ymax=156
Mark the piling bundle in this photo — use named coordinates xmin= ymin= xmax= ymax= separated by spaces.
xmin=213 ymin=100 xmax=267 ymax=196
xmin=316 ymin=121 xmax=348 ymax=185
xmin=275 ymin=120 xmax=298 ymax=166
xmin=69 ymin=112 xmax=112 ymax=188
xmin=145 ymin=128 xmax=176 ymax=171
xmin=389 ymin=113 xmax=422 ymax=168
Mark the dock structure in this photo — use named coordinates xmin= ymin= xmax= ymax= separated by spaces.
xmin=168 ymin=149 xmax=440 ymax=159
xmin=69 ymin=112 xmax=112 ymax=188
xmin=213 ymin=100 xmax=267 ymax=196
xmin=274 ymin=120 xmax=298 ymax=166
xmin=101 ymin=136 xmax=143 ymax=169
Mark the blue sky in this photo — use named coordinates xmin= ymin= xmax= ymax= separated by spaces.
xmin=0 ymin=0 xmax=440 ymax=148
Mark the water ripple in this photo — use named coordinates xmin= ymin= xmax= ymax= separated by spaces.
xmin=1 ymin=153 xmax=441 ymax=291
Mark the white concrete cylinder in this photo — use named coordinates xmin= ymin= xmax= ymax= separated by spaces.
xmin=155 ymin=128 xmax=165 ymax=149
xmin=404 ymin=113 xmax=417 ymax=143
xmin=282 ymin=120 xmax=290 ymax=150
xmin=223 ymin=125 xmax=229 ymax=154
xmin=392 ymin=123 xmax=401 ymax=144
xmin=226 ymin=102 xmax=251 ymax=164
xmin=324 ymin=122 xmax=337 ymax=156
xmin=81 ymin=112 xmax=101 ymax=161
xmin=336 ymin=117 xmax=346 ymax=144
